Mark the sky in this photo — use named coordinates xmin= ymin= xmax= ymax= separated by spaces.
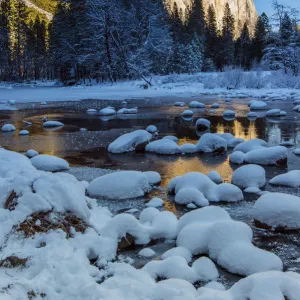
xmin=254 ymin=0 xmax=300 ymax=16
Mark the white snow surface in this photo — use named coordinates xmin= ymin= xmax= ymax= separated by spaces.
xmin=146 ymin=197 xmax=165 ymax=208
xmin=196 ymin=133 xmax=227 ymax=153
xmin=233 ymin=139 xmax=267 ymax=153
xmin=189 ymin=101 xmax=205 ymax=108
xmin=87 ymin=171 xmax=151 ymax=200
xmin=249 ymin=100 xmax=267 ymax=110
xmin=43 ymin=121 xmax=64 ymax=128
xmin=207 ymin=171 xmax=222 ymax=184
xmin=31 ymin=155 xmax=70 ymax=172
xmin=252 ymin=193 xmax=300 ymax=230
xmin=1 ymin=124 xmax=16 ymax=132
xmin=146 ymin=139 xmax=181 ymax=155
xmin=108 ymin=130 xmax=152 ymax=153
xmin=269 ymin=170 xmax=300 ymax=188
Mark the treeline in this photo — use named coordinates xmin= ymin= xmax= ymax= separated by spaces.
xmin=0 ymin=0 xmax=299 ymax=83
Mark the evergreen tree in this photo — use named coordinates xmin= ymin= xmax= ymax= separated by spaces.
xmin=0 ymin=0 xmax=11 ymax=80
xmin=204 ymin=4 xmax=218 ymax=70
xmin=235 ymin=23 xmax=252 ymax=70
xmin=186 ymin=0 xmax=205 ymax=40
xmin=220 ymin=2 xmax=235 ymax=69
xmin=252 ymin=13 xmax=269 ymax=63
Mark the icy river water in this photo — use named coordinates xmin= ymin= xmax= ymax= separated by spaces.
xmin=1 ymin=95 xmax=300 ymax=287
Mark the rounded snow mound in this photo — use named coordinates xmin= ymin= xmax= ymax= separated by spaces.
xmin=196 ymin=118 xmax=211 ymax=131
xmin=99 ymin=107 xmax=116 ymax=116
xmin=146 ymin=125 xmax=158 ymax=134
xmin=87 ymin=171 xmax=151 ymax=200
xmin=196 ymin=133 xmax=227 ymax=153
xmin=146 ymin=139 xmax=181 ymax=155
xmin=269 ymin=170 xmax=300 ymax=188
xmin=43 ymin=121 xmax=64 ymax=128
xmin=233 ymin=139 xmax=267 ymax=153
xmin=249 ymin=100 xmax=267 ymax=110
xmin=189 ymin=101 xmax=205 ymax=108
xmin=108 ymin=130 xmax=152 ymax=153
xmin=1 ymin=124 xmax=16 ymax=132
xmin=207 ymin=171 xmax=222 ymax=184
xmin=252 ymin=192 xmax=300 ymax=230
xmin=181 ymin=110 xmax=194 ymax=117
xmin=31 ymin=155 xmax=70 ymax=172
xmin=26 ymin=149 xmax=39 ymax=158
xmin=266 ymin=109 xmax=281 ymax=117
xmin=232 ymin=164 xmax=266 ymax=190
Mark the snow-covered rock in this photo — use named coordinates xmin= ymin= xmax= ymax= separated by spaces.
xmin=266 ymin=109 xmax=281 ymax=117
xmin=196 ymin=133 xmax=227 ymax=153
xmin=211 ymin=103 xmax=220 ymax=109
xmin=223 ymin=110 xmax=235 ymax=117
xmin=31 ymin=154 xmax=70 ymax=172
xmin=108 ymin=130 xmax=152 ymax=153
xmin=99 ymin=107 xmax=116 ymax=116
xmin=232 ymin=165 xmax=266 ymax=191
xmin=146 ymin=125 xmax=158 ymax=134
xmin=146 ymin=139 xmax=181 ymax=155
xmin=252 ymin=193 xmax=300 ymax=230
xmin=161 ymin=247 xmax=192 ymax=263
xmin=43 ymin=121 xmax=64 ymax=128
xmin=19 ymin=130 xmax=29 ymax=135
xmin=26 ymin=149 xmax=39 ymax=158
xmin=138 ymin=248 xmax=156 ymax=258
xmin=175 ymin=102 xmax=185 ymax=107
xmin=144 ymin=171 xmax=161 ymax=185
xmin=88 ymin=171 xmax=151 ymax=200
xmin=87 ymin=108 xmax=97 ymax=113
xmin=117 ymin=108 xmax=138 ymax=114
xmin=172 ymin=172 xmax=243 ymax=206
xmin=233 ymin=139 xmax=267 ymax=153
xmin=181 ymin=110 xmax=194 ymax=117
xmin=180 ymin=144 xmax=196 ymax=154
xmin=270 ymin=170 xmax=300 ymax=188
xmin=146 ymin=197 xmax=164 ymax=208
xmin=230 ymin=151 xmax=245 ymax=164
xmin=247 ymin=112 xmax=258 ymax=119
xmin=189 ymin=101 xmax=205 ymax=108
xmin=249 ymin=100 xmax=267 ymax=110
xmin=244 ymin=146 xmax=287 ymax=165
xmin=293 ymin=148 xmax=300 ymax=155
xmin=207 ymin=171 xmax=222 ymax=184
xmin=177 ymin=207 xmax=283 ymax=276
xmin=1 ymin=124 xmax=16 ymax=132
xmin=196 ymin=118 xmax=211 ymax=131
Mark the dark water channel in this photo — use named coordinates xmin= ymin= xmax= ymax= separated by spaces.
xmin=1 ymin=96 xmax=300 ymax=287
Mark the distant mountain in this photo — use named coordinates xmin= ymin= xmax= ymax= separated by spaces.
xmin=170 ymin=0 xmax=258 ymax=36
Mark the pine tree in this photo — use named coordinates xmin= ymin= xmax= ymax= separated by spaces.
xmin=252 ymin=13 xmax=269 ymax=63
xmin=0 ymin=0 xmax=11 ymax=80
xmin=220 ymin=3 xmax=235 ymax=69
xmin=187 ymin=0 xmax=205 ymax=40
xmin=235 ymin=23 xmax=252 ymax=70
xmin=204 ymin=4 xmax=218 ymax=70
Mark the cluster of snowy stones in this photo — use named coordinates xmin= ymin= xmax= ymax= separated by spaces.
xmin=88 ymin=106 xmax=138 ymax=116
xmin=1 ymin=148 xmax=300 ymax=299
xmin=230 ymin=139 xmax=288 ymax=166
xmin=109 ymin=129 xmax=245 ymax=155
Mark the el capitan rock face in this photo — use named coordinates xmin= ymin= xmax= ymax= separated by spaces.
xmin=170 ymin=0 xmax=258 ymax=36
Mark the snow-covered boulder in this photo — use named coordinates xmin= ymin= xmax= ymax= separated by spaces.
xmin=247 ymin=112 xmax=258 ymax=119
xmin=249 ymin=100 xmax=267 ymax=110
xmin=31 ymin=154 xmax=70 ymax=172
xmin=196 ymin=118 xmax=211 ymax=131
xmin=1 ymin=124 xmax=16 ymax=132
xmin=87 ymin=171 xmax=151 ymax=200
xmin=252 ymin=193 xmax=300 ymax=230
xmin=189 ymin=101 xmax=205 ymax=108
xmin=172 ymin=172 xmax=243 ymax=206
xmin=270 ymin=170 xmax=300 ymax=188
xmin=162 ymin=136 xmax=178 ymax=143
xmin=99 ymin=107 xmax=116 ymax=116
xmin=144 ymin=171 xmax=161 ymax=185
xmin=266 ymin=109 xmax=281 ymax=117
xmin=207 ymin=171 xmax=222 ymax=184
xmin=138 ymin=248 xmax=156 ymax=258
xmin=177 ymin=207 xmax=283 ymax=276
xmin=175 ymin=102 xmax=185 ymax=107
xmin=143 ymin=256 xmax=218 ymax=283
xmin=108 ymin=130 xmax=152 ymax=153
xmin=233 ymin=139 xmax=267 ymax=153
xmin=43 ymin=121 xmax=64 ymax=128
xmin=223 ymin=110 xmax=235 ymax=118
xmin=293 ymin=148 xmax=300 ymax=155
xmin=19 ymin=130 xmax=29 ymax=136
xmin=146 ymin=197 xmax=164 ymax=208
xmin=232 ymin=165 xmax=266 ymax=192
xmin=180 ymin=144 xmax=196 ymax=154
xmin=244 ymin=146 xmax=287 ymax=165
xmin=161 ymin=247 xmax=192 ymax=263
xmin=146 ymin=139 xmax=181 ymax=155
xmin=87 ymin=108 xmax=97 ymax=114
xmin=117 ymin=108 xmax=138 ymax=114
xmin=211 ymin=103 xmax=220 ymax=109
xmin=181 ymin=110 xmax=194 ymax=117
xmin=230 ymin=151 xmax=245 ymax=164
xmin=196 ymin=133 xmax=227 ymax=153
xmin=146 ymin=125 xmax=158 ymax=134
xmin=26 ymin=149 xmax=39 ymax=158
xmin=216 ymin=133 xmax=244 ymax=148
